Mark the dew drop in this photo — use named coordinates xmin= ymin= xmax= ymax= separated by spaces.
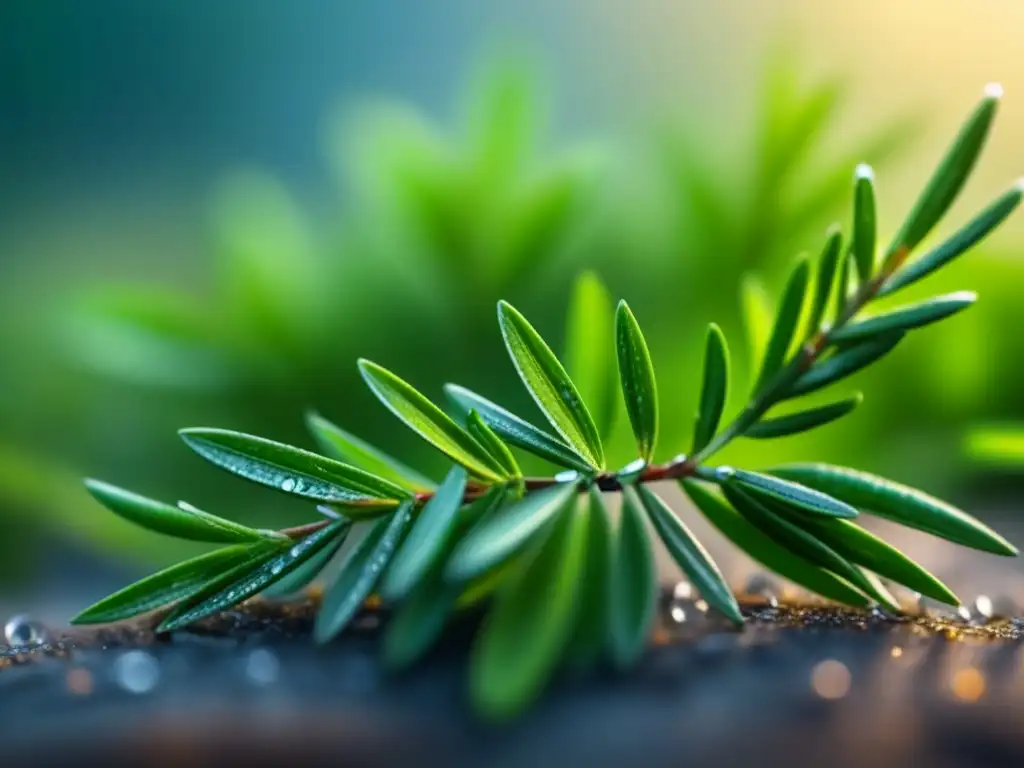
xmin=4 ymin=615 xmax=47 ymax=648
xmin=673 ymin=580 xmax=694 ymax=601
xmin=113 ymin=650 xmax=160 ymax=694
xmin=554 ymin=470 xmax=579 ymax=483
xmin=281 ymin=478 xmax=297 ymax=493
xmin=744 ymin=573 xmax=779 ymax=608
xmin=670 ymin=606 xmax=687 ymax=623
xmin=244 ymin=648 xmax=280 ymax=686
xmin=990 ymin=595 xmax=1018 ymax=619
xmin=972 ymin=595 xmax=994 ymax=623
xmin=714 ymin=466 xmax=735 ymax=481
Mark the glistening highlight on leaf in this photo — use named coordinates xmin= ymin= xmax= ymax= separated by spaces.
xmin=75 ymin=85 xmax=1019 ymax=721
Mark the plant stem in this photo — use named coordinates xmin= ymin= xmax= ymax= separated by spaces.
xmin=281 ymin=253 xmax=906 ymax=542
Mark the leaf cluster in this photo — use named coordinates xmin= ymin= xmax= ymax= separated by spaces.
xmin=75 ymin=85 xmax=1021 ymax=720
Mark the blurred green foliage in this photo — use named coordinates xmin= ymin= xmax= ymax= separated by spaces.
xmin=3 ymin=50 xmax=1024 ymax=572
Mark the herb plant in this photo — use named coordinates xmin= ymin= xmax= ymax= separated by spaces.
xmin=74 ymin=85 xmax=1021 ymax=720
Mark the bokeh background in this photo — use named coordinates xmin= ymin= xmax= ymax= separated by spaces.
xmin=3 ymin=0 xmax=1024 ymax=617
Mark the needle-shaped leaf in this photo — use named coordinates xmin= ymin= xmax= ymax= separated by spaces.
xmin=681 ymin=480 xmax=870 ymax=607
xmin=741 ymin=273 xmax=773 ymax=375
xmin=615 ymin=301 xmax=659 ymax=461
xmin=444 ymin=384 xmax=592 ymax=472
xmin=379 ymin=466 xmax=468 ymax=602
xmin=769 ymin=463 xmax=1018 ymax=556
xmin=565 ymin=270 xmax=618 ymax=442
xmin=445 ymin=481 xmax=577 ymax=583
xmin=830 ymin=291 xmax=976 ymax=344
xmin=159 ymin=523 xmax=345 ymax=632
xmin=497 ymin=300 xmax=604 ymax=469
xmin=885 ymin=84 xmax=1001 ymax=259
xmin=851 ymin=164 xmax=877 ymax=282
xmin=727 ymin=469 xmax=858 ymax=519
xmin=787 ymin=332 xmax=903 ymax=399
xmin=72 ymin=544 xmax=265 ymax=625
xmin=609 ymin=486 xmax=656 ymax=668
xmin=794 ymin=516 xmax=959 ymax=605
xmin=261 ymin=524 xmax=351 ymax=598
xmin=636 ymin=484 xmax=742 ymax=624
xmin=567 ymin=487 xmax=613 ymax=671
xmin=358 ymin=360 xmax=505 ymax=482
xmin=722 ymin=485 xmax=895 ymax=609
xmin=315 ymin=503 xmax=414 ymax=643
xmin=692 ymin=323 xmax=729 ymax=454
xmin=470 ymin=495 xmax=587 ymax=721
xmin=881 ymin=182 xmax=1024 ymax=296
xmin=382 ymin=579 xmax=459 ymax=672
xmin=305 ymin=412 xmax=436 ymax=492
xmin=808 ymin=225 xmax=843 ymax=333
xmin=84 ymin=479 xmax=274 ymax=544
xmin=465 ymin=410 xmax=521 ymax=480
xmin=755 ymin=255 xmax=810 ymax=393
xmin=745 ymin=394 xmax=862 ymax=439
xmin=179 ymin=428 xmax=410 ymax=509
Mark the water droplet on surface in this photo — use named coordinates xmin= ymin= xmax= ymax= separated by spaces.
xmin=618 ymin=458 xmax=647 ymax=481
xmin=670 ymin=606 xmax=687 ymax=623
xmin=317 ymin=504 xmax=341 ymax=520
xmin=113 ymin=650 xmax=160 ymax=694
xmin=916 ymin=594 xmax=971 ymax=622
xmin=244 ymin=648 xmax=280 ymax=686
xmin=4 ymin=615 xmax=47 ymax=647
xmin=281 ymin=478 xmax=297 ymax=493
xmin=673 ymin=580 xmax=694 ymax=601
xmin=744 ymin=574 xmax=779 ymax=607
xmin=714 ymin=466 xmax=735 ymax=481
xmin=990 ymin=595 xmax=1018 ymax=619
xmin=973 ymin=595 xmax=994 ymax=622
xmin=554 ymin=470 xmax=579 ymax=483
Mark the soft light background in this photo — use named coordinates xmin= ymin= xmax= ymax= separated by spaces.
xmin=2 ymin=0 xmax=1024 ymax=615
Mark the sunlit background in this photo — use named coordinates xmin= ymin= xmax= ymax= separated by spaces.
xmin=3 ymin=0 xmax=1024 ymax=618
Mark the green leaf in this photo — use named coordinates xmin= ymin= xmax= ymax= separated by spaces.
xmin=159 ymin=523 xmax=345 ymax=631
xmin=609 ymin=486 xmax=656 ymax=668
xmin=382 ymin=579 xmax=459 ymax=672
xmin=358 ymin=360 xmax=505 ymax=482
xmin=636 ymin=484 xmax=742 ymax=624
xmin=808 ymin=225 xmax=843 ymax=333
xmin=728 ymin=469 xmax=858 ymax=519
xmin=795 ymin=516 xmax=959 ymax=605
xmin=378 ymin=466 xmax=468 ymax=602
xmin=829 ymin=292 xmax=976 ymax=344
xmin=497 ymin=300 xmax=604 ymax=469
xmin=565 ymin=270 xmax=618 ymax=442
xmin=444 ymin=384 xmax=592 ymax=472
xmin=769 ymin=463 xmax=1018 ymax=556
xmin=261 ymin=524 xmax=351 ymax=597
xmin=755 ymin=255 xmax=810 ymax=393
xmin=84 ymin=479 xmax=272 ymax=544
xmin=692 ymin=323 xmax=729 ymax=454
xmin=445 ymin=481 xmax=577 ymax=583
xmin=745 ymin=395 xmax=862 ymax=439
xmin=466 ymin=410 xmax=521 ymax=480
xmin=470 ymin=495 xmax=587 ymax=720
xmin=615 ymin=301 xmax=659 ymax=461
xmin=881 ymin=182 xmax=1024 ymax=296
xmin=305 ymin=412 xmax=436 ymax=493
xmin=71 ymin=544 xmax=265 ymax=625
xmin=681 ymin=480 xmax=870 ymax=608
xmin=787 ymin=332 xmax=903 ymax=398
xmin=721 ymin=485 xmax=895 ymax=609
xmin=741 ymin=274 xmax=773 ymax=376
xmin=886 ymin=84 xmax=1001 ymax=258
xmin=851 ymin=164 xmax=877 ymax=282
xmin=965 ymin=426 xmax=1024 ymax=465
xmin=567 ymin=487 xmax=614 ymax=670
xmin=315 ymin=503 xmax=414 ymax=643
xmin=179 ymin=428 xmax=410 ymax=511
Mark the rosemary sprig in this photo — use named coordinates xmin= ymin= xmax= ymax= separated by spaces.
xmin=74 ymin=85 xmax=1021 ymax=720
